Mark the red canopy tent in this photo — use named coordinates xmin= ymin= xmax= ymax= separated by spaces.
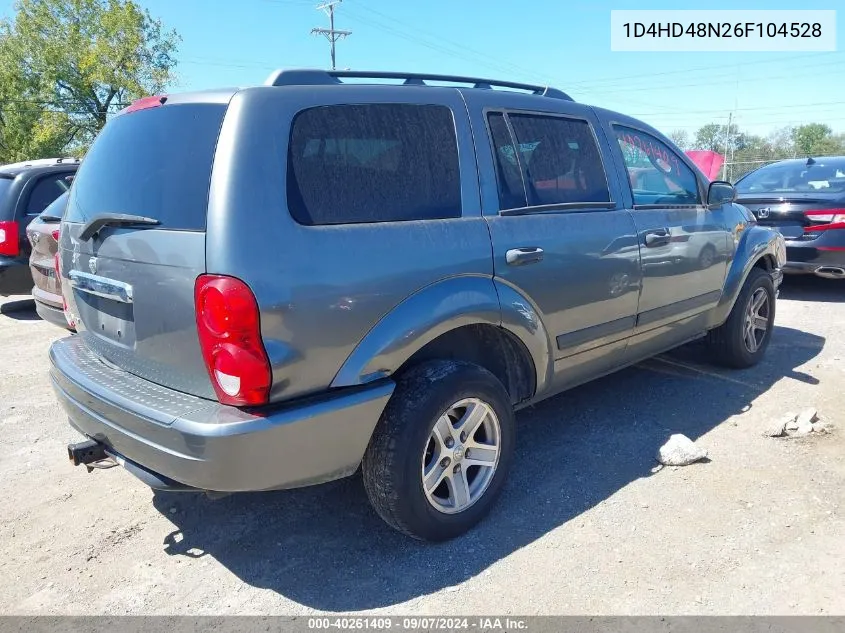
xmin=685 ymin=150 xmax=725 ymax=181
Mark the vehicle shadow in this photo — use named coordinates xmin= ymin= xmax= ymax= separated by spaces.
xmin=153 ymin=324 xmax=824 ymax=611
xmin=0 ymin=298 xmax=40 ymax=321
xmin=778 ymin=275 xmax=845 ymax=303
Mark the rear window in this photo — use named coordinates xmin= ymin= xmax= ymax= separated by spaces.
xmin=0 ymin=177 xmax=11 ymax=203
xmin=40 ymin=191 xmax=69 ymax=221
xmin=736 ymin=160 xmax=845 ymax=194
xmin=287 ymin=104 xmax=462 ymax=225
xmin=65 ymin=104 xmax=226 ymax=230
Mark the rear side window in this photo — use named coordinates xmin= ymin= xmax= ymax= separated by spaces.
xmin=66 ymin=104 xmax=226 ymax=230
xmin=0 ymin=178 xmax=11 ymax=204
xmin=287 ymin=104 xmax=462 ymax=225
xmin=614 ymin=126 xmax=701 ymax=206
xmin=501 ymin=113 xmax=612 ymax=207
xmin=25 ymin=173 xmax=73 ymax=215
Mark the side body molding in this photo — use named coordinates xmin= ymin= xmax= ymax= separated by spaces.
xmin=330 ymin=275 xmax=554 ymax=396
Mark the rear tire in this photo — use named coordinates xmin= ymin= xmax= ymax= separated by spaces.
xmin=362 ymin=360 xmax=515 ymax=541
xmin=707 ymin=267 xmax=775 ymax=368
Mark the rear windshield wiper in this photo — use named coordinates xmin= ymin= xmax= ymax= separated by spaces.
xmin=79 ymin=213 xmax=160 ymax=241
xmin=39 ymin=214 xmax=62 ymax=222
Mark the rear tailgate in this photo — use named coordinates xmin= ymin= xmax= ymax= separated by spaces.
xmin=59 ymin=100 xmax=228 ymax=399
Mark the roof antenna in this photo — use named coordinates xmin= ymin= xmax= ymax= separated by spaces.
xmin=807 ymin=157 xmax=816 ymax=165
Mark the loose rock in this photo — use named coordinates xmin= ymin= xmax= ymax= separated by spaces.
xmin=796 ymin=408 xmax=818 ymax=427
xmin=793 ymin=423 xmax=813 ymax=436
xmin=763 ymin=413 xmax=796 ymax=437
xmin=812 ymin=421 xmax=832 ymax=434
xmin=657 ymin=434 xmax=708 ymax=466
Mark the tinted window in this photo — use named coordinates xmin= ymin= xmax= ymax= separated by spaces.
xmin=25 ymin=173 xmax=73 ymax=215
xmin=487 ymin=113 xmax=527 ymax=209
xmin=736 ymin=159 xmax=845 ymax=194
xmin=0 ymin=178 xmax=11 ymax=204
xmin=287 ymin=104 xmax=461 ymax=225
xmin=40 ymin=191 xmax=69 ymax=221
xmin=504 ymin=114 xmax=611 ymax=207
xmin=66 ymin=104 xmax=225 ymax=230
xmin=615 ymin=126 xmax=701 ymax=206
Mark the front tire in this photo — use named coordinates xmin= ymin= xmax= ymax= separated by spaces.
xmin=362 ymin=360 xmax=515 ymax=541
xmin=707 ymin=267 xmax=776 ymax=368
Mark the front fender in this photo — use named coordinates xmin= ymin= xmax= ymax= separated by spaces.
xmin=708 ymin=222 xmax=785 ymax=328
xmin=330 ymin=275 xmax=553 ymax=394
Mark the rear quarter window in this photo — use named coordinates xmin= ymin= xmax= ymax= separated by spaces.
xmin=0 ymin=178 xmax=11 ymax=204
xmin=66 ymin=104 xmax=226 ymax=230
xmin=287 ymin=104 xmax=462 ymax=225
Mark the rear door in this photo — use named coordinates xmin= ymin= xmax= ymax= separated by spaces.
xmin=604 ymin=122 xmax=730 ymax=353
xmin=59 ymin=100 xmax=227 ymax=399
xmin=463 ymin=91 xmax=642 ymax=390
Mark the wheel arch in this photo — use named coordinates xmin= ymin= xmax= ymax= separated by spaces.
xmin=708 ymin=225 xmax=782 ymax=328
xmin=330 ymin=275 xmax=553 ymax=402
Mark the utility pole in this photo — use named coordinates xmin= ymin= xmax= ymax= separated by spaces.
xmin=311 ymin=0 xmax=351 ymax=71
xmin=721 ymin=111 xmax=733 ymax=181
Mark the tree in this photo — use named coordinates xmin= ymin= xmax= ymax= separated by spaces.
xmin=792 ymin=123 xmax=841 ymax=157
xmin=694 ymin=122 xmax=745 ymax=155
xmin=0 ymin=0 xmax=179 ymax=162
xmin=667 ymin=129 xmax=690 ymax=151
xmin=694 ymin=123 xmax=726 ymax=153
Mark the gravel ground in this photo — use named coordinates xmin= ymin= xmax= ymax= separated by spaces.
xmin=0 ymin=276 xmax=843 ymax=615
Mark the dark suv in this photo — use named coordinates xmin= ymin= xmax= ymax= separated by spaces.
xmin=52 ymin=71 xmax=785 ymax=541
xmin=0 ymin=159 xmax=78 ymax=296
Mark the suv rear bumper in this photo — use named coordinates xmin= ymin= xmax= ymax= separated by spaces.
xmin=33 ymin=286 xmax=69 ymax=328
xmin=50 ymin=336 xmax=393 ymax=492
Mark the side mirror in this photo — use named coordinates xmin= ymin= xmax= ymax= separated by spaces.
xmin=707 ymin=180 xmax=736 ymax=207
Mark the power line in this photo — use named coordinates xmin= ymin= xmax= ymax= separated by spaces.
xmin=343 ymin=2 xmax=841 ymax=91
xmin=311 ymin=0 xmax=351 ymax=70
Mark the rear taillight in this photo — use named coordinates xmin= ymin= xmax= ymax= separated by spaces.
xmin=194 ymin=275 xmax=271 ymax=407
xmin=0 ymin=221 xmax=20 ymax=256
xmin=54 ymin=247 xmax=74 ymax=329
xmin=805 ymin=209 xmax=845 ymax=231
xmin=51 ymin=229 xmax=60 ymax=242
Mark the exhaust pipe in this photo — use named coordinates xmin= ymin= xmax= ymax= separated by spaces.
xmin=815 ymin=266 xmax=845 ymax=279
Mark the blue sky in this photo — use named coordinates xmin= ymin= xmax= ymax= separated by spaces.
xmin=2 ymin=0 xmax=844 ymax=138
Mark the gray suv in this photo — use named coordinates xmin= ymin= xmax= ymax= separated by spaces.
xmin=52 ymin=70 xmax=785 ymax=541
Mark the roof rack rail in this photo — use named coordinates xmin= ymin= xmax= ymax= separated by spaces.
xmin=263 ymin=69 xmax=573 ymax=101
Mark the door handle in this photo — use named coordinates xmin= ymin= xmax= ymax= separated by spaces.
xmin=644 ymin=228 xmax=671 ymax=248
xmin=506 ymin=247 xmax=544 ymax=266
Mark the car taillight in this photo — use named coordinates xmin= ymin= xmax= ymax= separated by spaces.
xmin=805 ymin=209 xmax=845 ymax=231
xmin=54 ymin=249 xmax=75 ymax=329
xmin=194 ymin=274 xmax=271 ymax=407
xmin=51 ymin=229 xmax=60 ymax=242
xmin=0 ymin=221 xmax=20 ymax=256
